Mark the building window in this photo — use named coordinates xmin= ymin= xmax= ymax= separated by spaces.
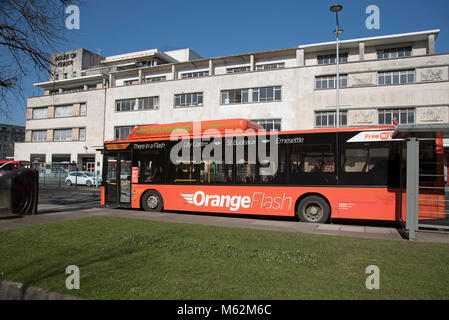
xmin=226 ymin=66 xmax=251 ymax=73
xmin=115 ymin=126 xmax=136 ymax=140
xmin=255 ymin=63 xmax=285 ymax=71
xmin=138 ymin=97 xmax=159 ymax=110
xmin=116 ymin=97 xmax=158 ymax=112
xmin=30 ymin=154 xmax=46 ymax=168
xmin=378 ymin=108 xmax=415 ymax=125
xmin=80 ymin=103 xmax=87 ymax=116
xmin=137 ymin=60 xmax=156 ymax=68
xmin=252 ymin=86 xmax=282 ymax=102
xmin=181 ymin=71 xmax=209 ymax=79
xmin=32 ymin=130 xmax=47 ymax=142
xmin=221 ymin=86 xmax=281 ymax=104
xmin=378 ymin=70 xmax=415 ymax=85
xmin=62 ymin=87 xmax=84 ymax=94
xmin=377 ymin=47 xmax=412 ymax=59
xmin=55 ymin=105 xmax=73 ymax=118
xmin=145 ymin=76 xmax=166 ymax=83
xmin=315 ymin=110 xmax=348 ymax=128
xmin=116 ymin=99 xmax=136 ymax=112
xmin=317 ymin=53 xmax=348 ymax=65
xmin=174 ymin=92 xmax=203 ymax=108
xmin=53 ymin=129 xmax=72 ymax=141
xmin=51 ymin=154 xmax=71 ymax=173
xmin=79 ymin=128 xmax=86 ymax=141
xmin=221 ymin=89 xmax=249 ymax=104
xmin=315 ymin=75 xmax=348 ymax=89
xmin=252 ymin=119 xmax=281 ymax=131
xmin=123 ymin=79 xmax=139 ymax=86
xmin=33 ymin=107 xmax=48 ymax=120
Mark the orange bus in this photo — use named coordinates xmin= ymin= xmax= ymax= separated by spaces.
xmin=0 ymin=160 xmax=32 ymax=176
xmin=101 ymin=119 xmax=443 ymax=223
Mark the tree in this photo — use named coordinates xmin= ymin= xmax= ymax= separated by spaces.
xmin=0 ymin=0 xmax=78 ymax=118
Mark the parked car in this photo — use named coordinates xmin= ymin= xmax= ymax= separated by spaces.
xmin=65 ymin=171 xmax=101 ymax=187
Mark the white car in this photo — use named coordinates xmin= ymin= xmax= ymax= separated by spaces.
xmin=65 ymin=171 xmax=100 ymax=187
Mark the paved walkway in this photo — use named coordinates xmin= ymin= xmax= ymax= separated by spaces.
xmin=1 ymin=204 xmax=449 ymax=243
xmin=0 ymin=280 xmax=80 ymax=300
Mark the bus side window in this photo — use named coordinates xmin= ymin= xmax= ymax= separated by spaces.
xmin=199 ymin=141 xmax=232 ymax=184
xmin=303 ymin=154 xmax=335 ymax=173
xmin=171 ymin=163 xmax=196 ymax=183
xmin=340 ymin=144 xmax=392 ymax=186
xmin=258 ymin=143 xmax=287 ymax=185
xmin=344 ymin=147 xmax=389 ymax=173
xmin=344 ymin=148 xmax=368 ymax=172
xmin=235 ymin=137 xmax=256 ymax=184
xmin=134 ymin=149 xmax=166 ymax=184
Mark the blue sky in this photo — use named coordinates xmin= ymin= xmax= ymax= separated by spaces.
xmin=2 ymin=0 xmax=448 ymax=126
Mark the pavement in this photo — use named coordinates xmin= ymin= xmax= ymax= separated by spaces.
xmin=1 ymin=187 xmax=448 ymax=244
xmin=0 ymin=280 xmax=81 ymax=300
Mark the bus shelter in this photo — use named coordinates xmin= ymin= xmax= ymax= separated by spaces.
xmin=393 ymin=124 xmax=449 ymax=240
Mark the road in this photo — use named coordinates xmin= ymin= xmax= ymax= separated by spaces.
xmin=38 ymin=186 xmax=101 ymax=214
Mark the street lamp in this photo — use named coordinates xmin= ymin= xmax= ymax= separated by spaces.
xmin=330 ymin=4 xmax=343 ymax=128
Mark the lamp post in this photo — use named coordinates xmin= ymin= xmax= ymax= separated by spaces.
xmin=330 ymin=4 xmax=343 ymax=128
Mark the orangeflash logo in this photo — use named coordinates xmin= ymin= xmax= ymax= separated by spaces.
xmin=181 ymin=191 xmax=292 ymax=212
xmin=182 ymin=191 xmax=251 ymax=212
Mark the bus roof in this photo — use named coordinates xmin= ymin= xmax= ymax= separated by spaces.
xmin=105 ymin=119 xmax=395 ymax=145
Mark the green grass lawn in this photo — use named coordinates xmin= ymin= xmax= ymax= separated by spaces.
xmin=0 ymin=216 xmax=448 ymax=299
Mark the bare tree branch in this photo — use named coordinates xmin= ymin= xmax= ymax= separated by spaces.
xmin=0 ymin=0 xmax=80 ymax=120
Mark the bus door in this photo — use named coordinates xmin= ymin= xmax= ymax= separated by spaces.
xmin=104 ymin=151 xmax=132 ymax=206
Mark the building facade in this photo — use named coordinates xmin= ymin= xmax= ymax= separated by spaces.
xmin=15 ymin=29 xmax=449 ymax=175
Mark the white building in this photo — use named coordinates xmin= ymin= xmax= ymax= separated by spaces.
xmin=15 ymin=29 xmax=449 ymax=175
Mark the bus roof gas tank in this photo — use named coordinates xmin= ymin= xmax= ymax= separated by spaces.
xmin=125 ymin=119 xmax=264 ymax=141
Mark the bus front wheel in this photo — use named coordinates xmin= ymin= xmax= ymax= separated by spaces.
xmin=141 ymin=190 xmax=164 ymax=212
xmin=297 ymin=196 xmax=330 ymax=224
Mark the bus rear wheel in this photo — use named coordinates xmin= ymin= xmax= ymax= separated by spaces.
xmin=141 ymin=190 xmax=164 ymax=212
xmin=297 ymin=196 xmax=330 ymax=224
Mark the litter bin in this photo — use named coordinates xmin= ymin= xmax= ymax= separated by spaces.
xmin=0 ymin=168 xmax=39 ymax=215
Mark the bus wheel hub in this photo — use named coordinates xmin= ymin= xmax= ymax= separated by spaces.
xmin=147 ymin=196 xmax=159 ymax=209
xmin=305 ymin=204 xmax=321 ymax=220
